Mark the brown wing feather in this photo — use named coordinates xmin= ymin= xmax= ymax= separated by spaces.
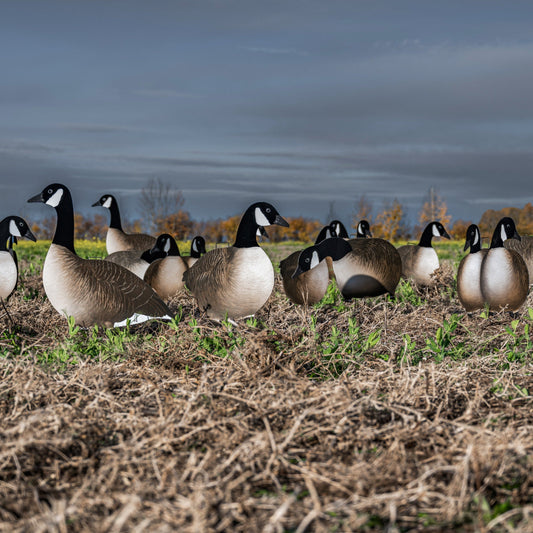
xmin=396 ymin=244 xmax=418 ymax=278
xmin=85 ymin=259 xmax=171 ymax=319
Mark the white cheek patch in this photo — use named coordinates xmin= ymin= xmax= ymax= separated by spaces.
xmin=432 ymin=224 xmax=441 ymax=237
xmin=310 ymin=251 xmax=320 ymax=270
xmin=9 ymin=220 xmax=22 ymax=237
xmin=103 ymin=197 xmax=112 ymax=209
xmin=255 ymin=207 xmax=271 ymax=227
xmin=192 ymin=240 xmax=198 ymax=253
xmin=335 ymin=224 xmax=341 ymax=235
xmin=163 ymin=240 xmax=171 ymax=253
xmin=357 ymin=223 xmax=363 ymax=233
xmin=325 ymin=228 xmax=332 ymax=239
xmin=473 ymin=230 xmax=479 ymax=246
xmin=46 ymin=189 xmax=64 ymax=207
xmin=501 ymin=225 xmax=507 ymax=242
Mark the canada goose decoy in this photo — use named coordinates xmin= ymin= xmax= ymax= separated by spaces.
xmin=293 ymin=237 xmax=401 ymax=299
xmin=480 ymin=217 xmax=529 ymax=311
xmin=279 ymin=246 xmax=330 ymax=306
xmin=183 ymin=236 xmax=207 ymax=268
xmin=183 ymin=202 xmax=289 ymax=321
xmin=0 ymin=217 xmax=36 ymax=322
xmin=504 ymin=234 xmax=533 ymax=285
xmin=29 ymin=184 xmax=171 ymax=327
xmin=397 ymin=221 xmax=451 ymax=286
xmin=92 ymin=194 xmax=156 ymax=254
xmin=328 ymin=220 xmax=350 ymax=239
xmin=355 ymin=219 xmax=372 ymax=238
xmin=456 ymin=224 xmax=487 ymax=312
xmin=315 ymin=224 xmax=336 ymax=244
xmin=144 ymin=234 xmax=189 ymax=300
xmin=104 ymin=241 xmax=168 ymax=279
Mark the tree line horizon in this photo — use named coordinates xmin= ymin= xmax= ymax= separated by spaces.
xmin=27 ymin=179 xmax=533 ymax=244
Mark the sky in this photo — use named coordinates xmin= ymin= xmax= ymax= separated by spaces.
xmin=2 ymin=0 xmax=533 ymax=231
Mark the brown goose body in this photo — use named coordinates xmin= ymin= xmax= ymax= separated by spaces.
xmin=43 ymin=244 xmax=171 ymax=327
xmin=106 ymin=227 xmax=156 ymax=255
xmin=184 ymin=246 xmax=274 ymax=320
xmin=397 ymin=244 xmax=440 ymax=285
xmin=337 ymin=238 xmax=401 ymax=297
xmin=280 ymin=249 xmax=330 ymax=305
xmin=457 ymin=250 xmax=488 ymax=312
xmin=105 ymin=249 xmax=151 ymax=279
xmin=504 ymin=236 xmax=533 ymax=285
xmin=480 ymin=248 xmax=529 ymax=311
xmin=144 ymin=255 xmax=188 ymax=300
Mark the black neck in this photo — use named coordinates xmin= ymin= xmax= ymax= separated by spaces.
xmin=470 ymin=232 xmax=482 ymax=253
xmin=0 ymin=219 xmax=9 ymax=252
xmin=317 ymin=237 xmax=352 ymax=261
xmin=419 ymin=225 xmax=435 ymax=247
xmin=490 ymin=228 xmax=505 ymax=249
xmin=53 ymin=189 xmax=76 ymax=253
xmin=167 ymin=240 xmax=181 ymax=256
xmin=108 ymin=198 xmax=123 ymax=230
xmin=191 ymin=240 xmax=201 ymax=258
xmin=234 ymin=207 xmax=260 ymax=248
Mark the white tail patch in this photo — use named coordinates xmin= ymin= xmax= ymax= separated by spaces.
xmin=46 ymin=189 xmax=64 ymax=207
xmin=9 ymin=220 xmax=22 ymax=238
xmin=103 ymin=197 xmax=112 ymax=209
xmin=432 ymin=224 xmax=441 ymax=237
xmin=255 ymin=207 xmax=270 ymax=227
xmin=113 ymin=313 xmax=172 ymax=328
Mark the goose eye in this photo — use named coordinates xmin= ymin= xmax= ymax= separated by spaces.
xmin=305 ymin=257 xmax=310 ymax=263
xmin=47 ymin=188 xmax=53 ymax=194
xmin=266 ymin=208 xmax=271 ymax=213
xmin=19 ymin=222 xmax=23 ymax=227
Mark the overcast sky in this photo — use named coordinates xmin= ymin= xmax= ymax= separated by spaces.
xmin=3 ymin=0 xmax=533 ymax=230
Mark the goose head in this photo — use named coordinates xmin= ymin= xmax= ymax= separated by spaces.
xmin=356 ymin=220 xmax=372 ymax=238
xmin=191 ymin=236 xmax=207 ymax=257
xmin=92 ymin=194 xmax=116 ymax=209
xmin=329 ymin=220 xmax=349 ymax=239
xmin=490 ymin=217 xmax=521 ymax=248
xmin=28 ymin=183 xmax=70 ymax=209
xmin=419 ymin=221 xmax=451 ymax=247
xmin=1 ymin=216 xmax=36 ymax=243
xmin=463 ymin=224 xmax=482 ymax=253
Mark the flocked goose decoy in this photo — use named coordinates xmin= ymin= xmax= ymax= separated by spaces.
xmin=456 ymin=224 xmax=487 ymax=312
xmin=480 ymin=217 xmax=529 ymax=311
xmin=354 ymin=219 xmax=372 ymax=239
xmin=0 ymin=216 xmax=36 ymax=322
xmin=183 ymin=236 xmax=207 ymax=268
xmin=29 ymin=184 xmax=171 ymax=327
xmin=293 ymin=237 xmax=401 ymax=299
xmin=92 ymin=194 xmax=156 ymax=254
xmin=183 ymin=202 xmax=289 ymax=321
xmin=144 ymin=234 xmax=189 ymax=300
xmin=397 ymin=221 xmax=451 ymax=286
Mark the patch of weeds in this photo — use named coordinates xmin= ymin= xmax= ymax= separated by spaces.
xmin=425 ymin=314 xmax=465 ymax=362
xmin=394 ymin=279 xmax=423 ymax=306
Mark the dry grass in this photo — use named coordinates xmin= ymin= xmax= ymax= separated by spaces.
xmin=0 ymin=251 xmax=532 ymax=532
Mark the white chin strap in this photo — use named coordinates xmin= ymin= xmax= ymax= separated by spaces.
xmin=254 ymin=207 xmax=271 ymax=227
xmin=432 ymin=224 xmax=441 ymax=237
xmin=9 ymin=220 xmax=22 ymax=237
xmin=310 ymin=250 xmax=320 ymax=270
xmin=46 ymin=189 xmax=64 ymax=208
xmin=164 ymin=240 xmax=171 ymax=252
xmin=103 ymin=197 xmax=112 ymax=209
xmin=501 ymin=224 xmax=508 ymax=242
xmin=473 ymin=230 xmax=479 ymax=246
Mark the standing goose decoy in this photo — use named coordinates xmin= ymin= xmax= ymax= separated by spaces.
xmin=328 ymin=220 xmax=350 ymax=239
xmin=0 ymin=217 xmax=36 ymax=322
xmin=183 ymin=236 xmax=207 ymax=268
xmin=457 ymin=224 xmax=488 ymax=312
xmin=397 ymin=221 xmax=451 ymax=286
xmin=28 ymin=184 xmax=171 ymax=327
xmin=293 ymin=237 xmax=402 ymax=299
xmin=144 ymin=234 xmax=189 ymax=300
xmin=183 ymin=202 xmax=289 ymax=321
xmin=480 ymin=217 xmax=529 ymax=311
xmin=92 ymin=194 xmax=156 ymax=254
xmin=504 ymin=234 xmax=533 ymax=285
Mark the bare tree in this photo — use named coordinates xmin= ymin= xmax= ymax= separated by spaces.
xmin=139 ymin=178 xmax=186 ymax=234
